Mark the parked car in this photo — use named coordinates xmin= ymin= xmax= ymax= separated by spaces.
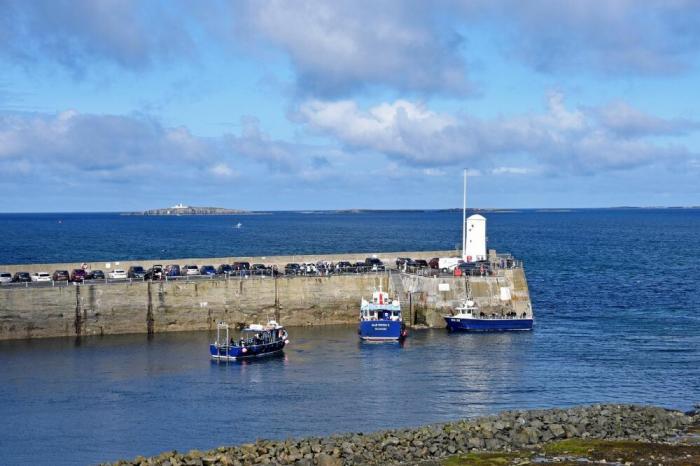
xmin=335 ymin=261 xmax=353 ymax=273
xmin=183 ymin=265 xmax=199 ymax=276
xmin=428 ymin=258 xmax=440 ymax=269
xmin=354 ymin=261 xmax=368 ymax=273
xmin=284 ymin=263 xmax=300 ymax=275
xmin=200 ymin=265 xmax=217 ymax=276
xmin=396 ymin=257 xmax=411 ymax=268
xmin=109 ymin=269 xmax=128 ymax=279
xmin=52 ymin=270 xmax=70 ymax=281
xmin=165 ymin=264 xmax=181 ymax=277
xmin=88 ymin=270 xmax=105 ymax=280
xmin=30 ymin=272 xmax=51 ymax=282
xmin=365 ymin=257 xmax=385 ymax=271
xmin=217 ymin=264 xmax=234 ymax=275
xmin=13 ymin=272 xmax=31 ymax=283
xmin=128 ymin=266 xmax=146 ymax=279
xmin=70 ymin=269 xmax=87 ymax=282
xmin=414 ymin=259 xmax=429 ymax=269
xmin=0 ymin=272 xmax=12 ymax=284
xmin=232 ymin=262 xmax=250 ymax=271
xmin=251 ymin=263 xmax=268 ymax=275
xmin=144 ymin=265 xmax=164 ymax=280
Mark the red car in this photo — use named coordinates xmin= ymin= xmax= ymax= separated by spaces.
xmin=71 ymin=269 xmax=87 ymax=282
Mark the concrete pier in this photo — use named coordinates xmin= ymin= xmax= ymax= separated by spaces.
xmin=0 ymin=251 xmax=532 ymax=340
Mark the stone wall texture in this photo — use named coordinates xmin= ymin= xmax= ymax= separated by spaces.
xmin=0 ymin=251 xmax=531 ymax=341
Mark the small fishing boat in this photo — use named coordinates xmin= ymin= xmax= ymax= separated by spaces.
xmin=210 ymin=321 xmax=289 ymax=361
xmin=358 ymin=289 xmax=408 ymax=341
xmin=444 ymin=299 xmax=533 ymax=332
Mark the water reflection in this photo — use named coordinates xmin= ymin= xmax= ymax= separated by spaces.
xmin=0 ymin=322 xmax=697 ymax=466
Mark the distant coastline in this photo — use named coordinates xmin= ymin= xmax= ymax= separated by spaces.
xmin=121 ymin=205 xmax=249 ymax=216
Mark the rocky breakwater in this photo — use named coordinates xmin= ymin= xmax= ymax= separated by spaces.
xmin=105 ymin=404 xmax=696 ymax=466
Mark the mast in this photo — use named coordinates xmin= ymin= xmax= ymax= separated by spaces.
xmin=462 ymin=168 xmax=467 ymax=261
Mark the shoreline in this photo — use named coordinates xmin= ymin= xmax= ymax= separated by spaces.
xmin=104 ymin=404 xmax=699 ymax=465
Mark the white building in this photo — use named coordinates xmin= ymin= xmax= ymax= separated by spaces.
xmin=464 ymin=214 xmax=486 ymax=262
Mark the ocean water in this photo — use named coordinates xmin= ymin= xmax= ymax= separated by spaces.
xmin=0 ymin=209 xmax=699 ymax=465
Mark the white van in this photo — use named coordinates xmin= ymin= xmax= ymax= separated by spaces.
xmin=438 ymin=257 xmax=462 ymax=272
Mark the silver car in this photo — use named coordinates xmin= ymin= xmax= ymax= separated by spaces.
xmin=0 ymin=272 xmax=11 ymax=284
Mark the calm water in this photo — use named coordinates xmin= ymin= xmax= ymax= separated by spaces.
xmin=1 ymin=209 xmax=699 ymax=465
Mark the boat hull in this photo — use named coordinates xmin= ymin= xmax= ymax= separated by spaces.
xmin=210 ymin=341 xmax=286 ymax=361
xmin=444 ymin=316 xmax=533 ymax=332
xmin=358 ymin=320 xmax=406 ymax=341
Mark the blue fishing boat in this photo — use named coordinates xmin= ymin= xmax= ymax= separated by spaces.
xmin=444 ymin=299 xmax=533 ymax=332
xmin=210 ymin=321 xmax=289 ymax=361
xmin=358 ymin=289 xmax=408 ymax=341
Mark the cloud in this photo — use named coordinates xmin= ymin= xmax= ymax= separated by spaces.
xmin=591 ymin=101 xmax=699 ymax=137
xmin=472 ymin=0 xmax=700 ymax=75
xmin=298 ymin=92 xmax=699 ymax=174
xmin=0 ymin=110 xmax=349 ymax=193
xmin=209 ymin=163 xmax=237 ymax=178
xmin=0 ymin=0 xmax=194 ymax=73
xmin=491 ymin=167 xmax=535 ymax=175
xmin=228 ymin=0 xmax=470 ymax=96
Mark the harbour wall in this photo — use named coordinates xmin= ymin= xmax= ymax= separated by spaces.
xmin=0 ymin=251 xmax=531 ymax=341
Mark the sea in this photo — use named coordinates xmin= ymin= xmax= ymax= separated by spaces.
xmin=0 ymin=209 xmax=699 ymax=465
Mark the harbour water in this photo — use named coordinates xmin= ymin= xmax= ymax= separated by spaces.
xmin=1 ymin=209 xmax=699 ymax=464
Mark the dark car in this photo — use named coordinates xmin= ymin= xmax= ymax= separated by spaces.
xmin=428 ymin=258 xmax=439 ymax=269
xmin=144 ymin=265 xmax=164 ymax=280
xmin=354 ymin=261 xmax=367 ymax=273
xmin=403 ymin=259 xmax=419 ymax=271
xmin=88 ymin=270 xmax=105 ymax=280
xmin=232 ymin=262 xmax=250 ymax=271
xmin=284 ymin=263 xmax=300 ymax=275
xmin=13 ymin=272 xmax=31 ymax=283
xmin=335 ymin=261 xmax=353 ymax=273
xmin=52 ymin=270 xmax=70 ymax=281
xmin=200 ymin=265 xmax=217 ymax=276
xmin=165 ymin=264 xmax=181 ymax=277
xmin=128 ymin=266 xmax=146 ymax=279
xmin=217 ymin=264 xmax=234 ymax=275
xmin=70 ymin=269 xmax=87 ymax=282
xmin=251 ymin=263 xmax=269 ymax=275
xmin=365 ymin=257 xmax=385 ymax=271
xmin=396 ymin=257 xmax=412 ymax=268
xmin=414 ymin=259 xmax=429 ymax=268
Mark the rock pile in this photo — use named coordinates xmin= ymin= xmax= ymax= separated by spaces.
xmin=107 ymin=404 xmax=694 ymax=466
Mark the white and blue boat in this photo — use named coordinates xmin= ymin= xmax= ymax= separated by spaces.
xmin=358 ymin=289 xmax=408 ymax=341
xmin=444 ymin=299 xmax=533 ymax=332
xmin=210 ymin=321 xmax=289 ymax=361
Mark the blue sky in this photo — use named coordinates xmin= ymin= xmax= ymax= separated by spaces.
xmin=1 ymin=0 xmax=700 ymax=211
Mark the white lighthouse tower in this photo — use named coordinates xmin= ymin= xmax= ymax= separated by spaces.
xmin=461 ymin=169 xmax=487 ymax=262
xmin=464 ymin=214 xmax=486 ymax=262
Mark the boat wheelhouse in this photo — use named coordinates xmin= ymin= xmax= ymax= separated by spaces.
xmin=358 ymin=289 xmax=407 ymax=341
xmin=210 ymin=321 xmax=289 ymax=361
xmin=444 ymin=299 xmax=533 ymax=332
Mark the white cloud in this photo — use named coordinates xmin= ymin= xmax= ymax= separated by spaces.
xmin=229 ymin=0 xmax=471 ymax=96
xmin=298 ymin=92 xmax=698 ymax=174
xmin=491 ymin=167 xmax=536 ymax=175
xmin=209 ymin=163 xmax=237 ymax=178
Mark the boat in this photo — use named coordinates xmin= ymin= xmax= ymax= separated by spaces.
xmin=444 ymin=299 xmax=533 ymax=332
xmin=210 ymin=321 xmax=289 ymax=361
xmin=358 ymin=289 xmax=408 ymax=341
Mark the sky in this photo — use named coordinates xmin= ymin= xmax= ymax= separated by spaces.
xmin=1 ymin=0 xmax=700 ymax=212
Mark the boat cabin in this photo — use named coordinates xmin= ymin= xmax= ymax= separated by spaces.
xmin=215 ymin=321 xmax=287 ymax=348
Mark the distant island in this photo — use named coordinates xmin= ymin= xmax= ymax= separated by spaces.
xmin=123 ymin=203 xmax=248 ymax=216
